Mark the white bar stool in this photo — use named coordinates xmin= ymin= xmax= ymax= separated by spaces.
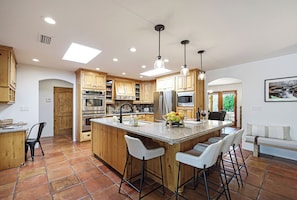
xmin=194 ymin=132 xmax=237 ymax=200
xmin=208 ymin=128 xmax=248 ymax=186
xmin=119 ymin=135 xmax=165 ymax=200
xmin=175 ymin=140 xmax=228 ymax=200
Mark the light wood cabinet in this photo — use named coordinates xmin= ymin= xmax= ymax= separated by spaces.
xmin=141 ymin=81 xmax=155 ymax=104
xmin=137 ymin=114 xmax=146 ymax=120
xmin=81 ymin=70 xmax=106 ymax=90
xmin=176 ymin=106 xmax=196 ymax=119
xmin=156 ymin=75 xmax=175 ymax=91
xmin=0 ymin=130 xmax=26 ymax=170
xmin=134 ymin=82 xmax=141 ymax=104
xmin=92 ymin=123 xmax=127 ymax=173
xmin=0 ymin=45 xmax=16 ymax=103
xmin=76 ymin=69 xmax=107 ymax=142
xmin=114 ymin=80 xmax=135 ymax=100
xmin=145 ymin=114 xmax=154 ymax=122
xmin=176 ymin=71 xmax=195 ymax=92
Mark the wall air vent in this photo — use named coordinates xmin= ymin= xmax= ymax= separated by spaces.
xmin=40 ymin=34 xmax=52 ymax=45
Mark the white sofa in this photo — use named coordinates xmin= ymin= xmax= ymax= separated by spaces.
xmin=245 ymin=123 xmax=297 ymax=157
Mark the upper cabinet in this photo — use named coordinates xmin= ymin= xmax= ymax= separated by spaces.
xmin=0 ymin=45 xmax=16 ymax=103
xmin=141 ymin=81 xmax=155 ymax=104
xmin=156 ymin=75 xmax=175 ymax=91
xmin=176 ymin=71 xmax=195 ymax=92
xmin=114 ymin=79 xmax=135 ymax=100
xmin=81 ymin=70 xmax=106 ymax=90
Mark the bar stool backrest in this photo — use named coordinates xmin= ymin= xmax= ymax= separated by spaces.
xmin=233 ymin=129 xmax=244 ymax=147
xmin=124 ymin=135 xmax=147 ymax=160
xmin=221 ymin=132 xmax=236 ymax=154
xmin=196 ymin=140 xmax=223 ymax=168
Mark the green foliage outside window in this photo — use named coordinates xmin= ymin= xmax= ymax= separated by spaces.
xmin=223 ymin=94 xmax=234 ymax=112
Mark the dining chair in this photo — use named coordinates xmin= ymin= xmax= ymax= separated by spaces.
xmin=25 ymin=122 xmax=46 ymax=161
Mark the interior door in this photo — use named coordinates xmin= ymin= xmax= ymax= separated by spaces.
xmin=54 ymin=87 xmax=73 ymax=136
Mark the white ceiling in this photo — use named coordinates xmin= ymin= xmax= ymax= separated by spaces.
xmin=1 ymin=0 xmax=297 ymax=81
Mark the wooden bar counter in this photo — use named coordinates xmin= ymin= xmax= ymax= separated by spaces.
xmin=91 ymin=118 xmax=232 ymax=192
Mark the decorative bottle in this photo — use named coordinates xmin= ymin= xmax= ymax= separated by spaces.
xmin=196 ymin=107 xmax=200 ymax=121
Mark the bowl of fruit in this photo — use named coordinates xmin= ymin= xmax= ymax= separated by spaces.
xmin=163 ymin=111 xmax=185 ymax=127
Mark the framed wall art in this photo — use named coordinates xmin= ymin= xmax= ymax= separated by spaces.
xmin=264 ymin=76 xmax=297 ymax=102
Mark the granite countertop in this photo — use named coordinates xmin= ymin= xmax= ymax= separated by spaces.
xmin=0 ymin=126 xmax=28 ymax=134
xmin=91 ymin=118 xmax=232 ymax=145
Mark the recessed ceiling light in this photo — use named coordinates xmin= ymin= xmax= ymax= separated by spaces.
xmin=140 ymin=68 xmax=171 ymax=77
xmin=62 ymin=43 xmax=101 ymax=64
xmin=164 ymin=59 xmax=169 ymax=63
xmin=95 ymin=68 xmax=100 ymax=71
xmin=139 ymin=75 xmax=143 ymax=78
xmin=113 ymin=58 xmax=118 ymax=62
xmin=141 ymin=65 xmax=146 ymax=69
xmin=43 ymin=17 xmax=56 ymax=25
xmin=130 ymin=47 xmax=136 ymax=52
xmin=32 ymin=58 xmax=39 ymax=62
xmin=122 ymin=72 xmax=126 ymax=75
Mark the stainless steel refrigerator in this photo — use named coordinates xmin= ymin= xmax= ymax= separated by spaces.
xmin=154 ymin=90 xmax=177 ymax=122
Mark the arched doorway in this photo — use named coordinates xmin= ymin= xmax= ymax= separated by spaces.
xmin=207 ymin=78 xmax=242 ymax=128
xmin=39 ymin=79 xmax=73 ymax=140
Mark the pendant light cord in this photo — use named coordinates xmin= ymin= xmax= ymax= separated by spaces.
xmin=184 ymin=43 xmax=186 ymax=67
xmin=200 ymin=53 xmax=202 ymax=70
xmin=158 ymin=30 xmax=161 ymax=58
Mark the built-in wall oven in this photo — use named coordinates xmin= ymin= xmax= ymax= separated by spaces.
xmin=82 ymin=90 xmax=105 ymax=114
xmin=82 ymin=113 xmax=105 ymax=132
xmin=82 ymin=90 xmax=106 ymax=132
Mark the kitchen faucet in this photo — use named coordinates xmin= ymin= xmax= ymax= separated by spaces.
xmin=119 ymin=103 xmax=133 ymax=123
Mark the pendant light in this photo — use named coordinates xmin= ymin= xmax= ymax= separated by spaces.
xmin=180 ymin=40 xmax=190 ymax=76
xmin=198 ymin=50 xmax=205 ymax=80
xmin=154 ymin=24 xmax=165 ymax=69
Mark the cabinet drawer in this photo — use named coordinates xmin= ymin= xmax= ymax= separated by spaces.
xmin=81 ymin=131 xmax=91 ymax=141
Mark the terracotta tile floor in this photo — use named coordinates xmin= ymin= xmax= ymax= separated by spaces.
xmin=1 ymin=133 xmax=297 ymax=200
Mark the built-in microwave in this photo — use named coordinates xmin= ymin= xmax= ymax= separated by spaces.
xmin=177 ymin=92 xmax=194 ymax=106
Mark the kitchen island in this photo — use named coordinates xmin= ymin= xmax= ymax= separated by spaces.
xmin=91 ymin=118 xmax=232 ymax=192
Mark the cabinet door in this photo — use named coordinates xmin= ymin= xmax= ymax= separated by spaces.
xmin=142 ymin=81 xmax=155 ymax=104
xmin=115 ymin=80 xmax=135 ymax=96
xmin=156 ymin=76 xmax=175 ymax=91
xmin=176 ymin=72 xmax=195 ymax=92
xmin=10 ymin=51 xmax=16 ymax=89
xmin=145 ymin=114 xmax=154 ymax=122
xmin=0 ymin=49 xmax=9 ymax=87
xmin=82 ymin=71 xmax=106 ymax=90
xmin=176 ymin=107 xmax=195 ymax=119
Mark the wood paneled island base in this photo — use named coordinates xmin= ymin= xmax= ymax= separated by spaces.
xmin=91 ymin=118 xmax=232 ymax=192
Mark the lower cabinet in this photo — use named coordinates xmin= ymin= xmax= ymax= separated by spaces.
xmin=0 ymin=130 xmax=25 ymax=170
xmin=145 ymin=114 xmax=154 ymax=122
xmin=176 ymin=107 xmax=195 ymax=119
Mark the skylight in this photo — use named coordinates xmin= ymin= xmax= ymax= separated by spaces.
xmin=140 ymin=68 xmax=171 ymax=77
xmin=62 ymin=43 xmax=101 ymax=64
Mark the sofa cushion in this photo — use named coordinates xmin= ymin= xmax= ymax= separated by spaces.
xmin=268 ymin=126 xmax=291 ymax=140
xmin=245 ymin=135 xmax=256 ymax=143
xmin=257 ymin=137 xmax=297 ymax=151
xmin=247 ymin=123 xmax=267 ymax=137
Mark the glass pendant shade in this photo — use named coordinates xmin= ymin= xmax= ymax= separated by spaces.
xmin=180 ymin=40 xmax=190 ymax=76
xmin=198 ymin=71 xmax=205 ymax=80
xmin=154 ymin=24 xmax=165 ymax=69
xmin=154 ymin=56 xmax=165 ymax=69
xmin=180 ymin=66 xmax=189 ymax=76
